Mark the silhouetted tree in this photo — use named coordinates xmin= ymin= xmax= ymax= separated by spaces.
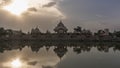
xmin=114 ymin=31 xmax=120 ymax=37
xmin=74 ymin=26 xmax=82 ymax=33
xmin=0 ymin=27 xmax=7 ymax=37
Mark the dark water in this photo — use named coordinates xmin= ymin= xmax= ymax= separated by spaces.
xmin=0 ymin=41 xmax=120 ymax=68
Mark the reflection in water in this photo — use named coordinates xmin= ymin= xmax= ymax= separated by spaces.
xmin=11 ymin=58 xmax=22 ymax=68
xmin=54 ymin=46 xmax=68 ymax=59
xmin=0 ymin=41 xmax=120 ymax=68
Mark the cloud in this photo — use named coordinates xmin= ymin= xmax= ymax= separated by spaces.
xmin=0 ymin=9 xmax=60 ymax=32
xmin=23 ymin=0 xmax=65 ymax=19
xmin=42 ymin=65 xmax=56 ymax=68
xmin=27 ymin=7 xmax=38 ymax=12
xmin=0 ymin=0 xmax=11 ymax=6
xmin=0 ymin=0 xmax=65 ymax=33
xmin=27 ymin=61 xmax=38 ymax=66
xmin=43 ymin=2 xmax=56 ymax=7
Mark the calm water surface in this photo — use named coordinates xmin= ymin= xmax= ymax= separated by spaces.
xmin=0 ymin=41 xmax=120 ymax=68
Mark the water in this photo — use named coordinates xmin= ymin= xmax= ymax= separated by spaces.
xmin=0 ymin=41 xmax=120 ymax=68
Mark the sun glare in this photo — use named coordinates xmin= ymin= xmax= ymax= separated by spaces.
xmin=11 ymin=58 xmax=22 ymax=68
xmin=2 ymin=0 xmax=63 ymax=17
xmin=3 ymin=0 xmax=29 ymax=16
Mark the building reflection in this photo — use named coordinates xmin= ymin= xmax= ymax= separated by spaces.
xmin=54 ymin=46 xmax=68 ymax=59
xmin=1 ymin=41 xmax=120 ymax=58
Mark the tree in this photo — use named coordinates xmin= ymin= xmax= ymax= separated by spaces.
xmin=114 ymin=31 xmax=120 ymax=37
xmin=0 ymin=27 xmax=7 ymax=37
xmin=74 ymin=26 xmax=82 ymax=33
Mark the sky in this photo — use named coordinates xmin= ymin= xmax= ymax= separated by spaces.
xmin=0 ymin=0 xmax=120 ymax=32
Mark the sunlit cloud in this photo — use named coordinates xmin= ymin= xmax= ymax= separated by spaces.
xmin=0 ymin=0 xmax=11 ymax=6
xmin=3 ymin=0 xmax=29 ymax=16
xmin=0 ymin=0 xmax=66 ymax=33
xmin=11 ymin=58 xmax=22 ymax=68
xmin=43 ymin=1 xmax=56 ymax=7
xmin=0 ymin=0 xmax=65 ymax=18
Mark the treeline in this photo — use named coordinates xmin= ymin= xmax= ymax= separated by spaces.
xmin=0 ymin=27 xmax=120 ymax=39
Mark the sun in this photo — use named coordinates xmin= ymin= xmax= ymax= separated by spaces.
xmin=11 ymin=58 xmax=22 ymax=68
xmin=3 ymin=0 xmax=29 ymax=16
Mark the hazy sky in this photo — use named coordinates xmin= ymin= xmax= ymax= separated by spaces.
xmin=0 ymin=0 xmax=120 ymax=32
